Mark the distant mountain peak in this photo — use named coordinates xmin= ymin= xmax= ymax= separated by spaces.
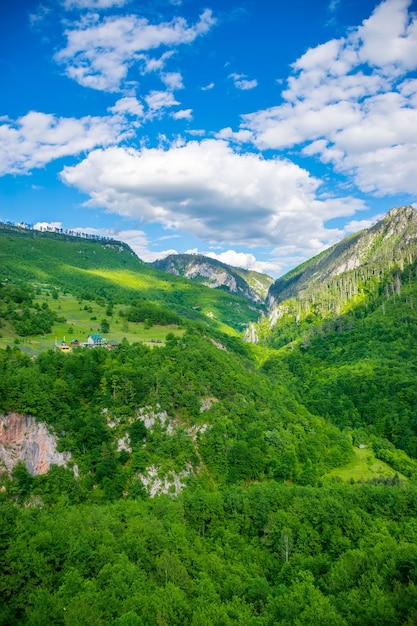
xmin=151 ymin=253 xmax=273 ymax=305
xmin=377 ymin=205 xmax=417 ymax=238
xmin=386 ymin=204 xmax=416 ymax=219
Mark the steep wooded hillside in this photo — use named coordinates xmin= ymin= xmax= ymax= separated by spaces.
xmin=253 ymin=207 xmax=417 ymax=465
xmin=267 ymin=206 xmax=417 ymax=321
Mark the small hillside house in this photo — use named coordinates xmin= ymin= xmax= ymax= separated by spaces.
xmin=87 ymin=333 xmax=103 ymax=346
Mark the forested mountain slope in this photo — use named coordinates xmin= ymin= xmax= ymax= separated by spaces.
xmin=261 ymin=266 xmax=417 ymax=457
xmin=2 ymin=314 xmax=417 ymax=624
xmin=2 ymin=213 xmax=417 ymax=625
xmin=0 ymin=330 xmax=354 ymax=494
xmin=267 ymin=205 xmax=417 ymax=320
xmin=254 ymin=207 xmax=417 ymax=468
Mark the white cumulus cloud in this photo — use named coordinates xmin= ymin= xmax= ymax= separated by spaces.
xmin=145 ymin=90 xmax=179 ymax=112
xmin=205 ymin=250 xmax=277 ymax=275
xmin=0 ymin=111 xmax=127 ymax=175
xmin=60 ymin=139 xmax=365 ymax=261
xmin=240 ymin=0 xmax=417 ymax=197
xmin=229 ymin=73 xmax=258 ymax=90
xmin=343 ymin=214 xmax=385 ymax=234
xmin=33 ymin=221 xmax=63 ymax=232
xmin=172 ymin=109 xmax=193 ymax=120
xmin=55 ymin=9 xmax=216 ymax=92
xmin=70 ymin=226 xmax=174 ymax=261
xmin=63 ymin=0 xmax=130 ymax=8
xmin=108 ymin=96 xmax=144 ymax=117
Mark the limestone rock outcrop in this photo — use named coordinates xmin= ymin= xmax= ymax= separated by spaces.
xmin=152 ymin=253 xmax=273 ymax=304
xmin=0 ymin=413 xmax=74 ymax=476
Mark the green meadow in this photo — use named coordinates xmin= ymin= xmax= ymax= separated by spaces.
xmin=0 ymin=226 xmax=264 ymax=336
xmin=0 ymin=289 xmax=184 ymax=356
xmin=325 ymin=446 xmax=406 ymax=483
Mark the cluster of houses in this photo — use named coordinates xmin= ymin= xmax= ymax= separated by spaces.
xmin=55 ymin=333 xmax=119 ymax=353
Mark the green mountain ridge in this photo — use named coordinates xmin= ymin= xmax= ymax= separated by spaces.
xmin=151 ymin=253 xmax=273 ymax=305
xmin=0 ymin=223 xmax=263 ymax=335
xmin=254 ymin=206 xmax=417 ymax=467
xmin=2 ymin=211 xmax=417 ymax=625
xmin=266 ymin=205 xmax=417 ymax=320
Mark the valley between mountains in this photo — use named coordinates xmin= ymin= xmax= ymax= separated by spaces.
xmin=1 ymin=207 xmax=417 ymax=625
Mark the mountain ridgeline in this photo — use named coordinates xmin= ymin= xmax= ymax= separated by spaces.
xmin=2 ymin=209 xmax=417 ymax=625
xmin=0 ymin=222 xmax=264 ymax=333
xmin=152 ymin=253 xmax=273 ymax=305
xmin=254 ymin=205 xmax=417 ymax=461
xmin=266 ymin=205 xmax=417 ymax=322
xmin=151 ymin=207 xmax=417 ymax=325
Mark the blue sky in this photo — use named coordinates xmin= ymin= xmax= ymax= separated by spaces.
xmin=1 ymin=0 xmax=417 ymax=277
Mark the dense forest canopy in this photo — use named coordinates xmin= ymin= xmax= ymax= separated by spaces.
xmin=1 ymin=214 xmax=417 ymax=624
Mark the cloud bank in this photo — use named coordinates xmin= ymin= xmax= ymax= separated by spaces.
xmin=241 ymin=0 xmax=417 ymax=196
xmin=0 ymin=112 xmax=127 ymax=175
xmin=60 ymin=139 xmax=364 ymax=260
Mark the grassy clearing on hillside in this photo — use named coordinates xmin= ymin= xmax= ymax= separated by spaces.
xmin=0 ymin=291 xmax=184 ymax=356
xmin=84 ymin=268 xmax=256 ymax=333
xmin=0 ymin=227 xmax=263 ymax=334
xmin=324 ymin=447 xmax=406 ymax=483
xmin=82 ymin=267 xmax=172 ymax=292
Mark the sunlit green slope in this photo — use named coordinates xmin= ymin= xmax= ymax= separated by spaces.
xmin=0 ymin=223 xmax=263 ymax=333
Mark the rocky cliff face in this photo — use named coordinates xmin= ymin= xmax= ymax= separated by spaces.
xmin=152 ymin=254 xmax=273 ymax=304
xmin=244 ymin=322 xmax=259 ymax=344
xmin=0 ymin=413 xmax=75 ymax=476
